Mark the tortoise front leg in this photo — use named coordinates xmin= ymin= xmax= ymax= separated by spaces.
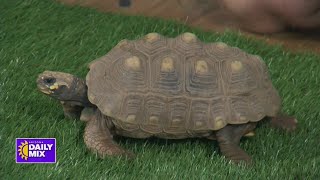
xmin=61 ymin=101 xmax=83 ymax=119
xmin=216 ymin=122 xmax=257 ymax=165
xmin=81 ymin=108 xmax=135 ymax=158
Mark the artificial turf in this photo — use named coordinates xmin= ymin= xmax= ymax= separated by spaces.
xmin=1 ymin=0 xmax=320 ymax=179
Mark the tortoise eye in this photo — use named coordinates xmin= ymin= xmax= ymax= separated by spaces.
xmin=43 ymin=77 xmax=56 ymax=85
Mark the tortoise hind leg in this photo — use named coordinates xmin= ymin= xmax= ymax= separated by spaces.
xmin=270 ymin=115 xmax=297 ymax=132
xmin=81 ymin=108 xmax=135 ymax=158
xmin=216 ymin=122 xmax=257 ymax=165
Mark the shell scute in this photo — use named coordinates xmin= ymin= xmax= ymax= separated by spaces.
xmin=186 ymin=57 xmax=221 ymax=97
xmin=150 ymin=51 xmax=184 ymax=96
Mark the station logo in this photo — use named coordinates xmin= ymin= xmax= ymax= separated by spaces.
xmin=16 ymin=138 xmax=56 ymax=163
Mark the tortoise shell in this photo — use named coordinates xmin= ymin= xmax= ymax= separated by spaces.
xmin=86 ymin=32 xmax=281 ymax=138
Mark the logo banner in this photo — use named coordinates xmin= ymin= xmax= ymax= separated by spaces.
xmin=16 ymin=138 xmax=56 ymax=163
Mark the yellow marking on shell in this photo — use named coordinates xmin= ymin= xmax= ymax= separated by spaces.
xmin=195 ymin=60 xmax=209 ymax=74
xmin=195 ymin=121 xmax=203 ymax=127
xmin=244 ymin=131 xmax=255 ymax=137
xmin=215 ymin=116 xmax=223 ymax=121
xmin=214 ymin=116 xmax=225 ymax=130
xmin=103 ymin=108 xmax=112 ymax=116
xmin=116 ymin=39 xmax=128 ymax=48
xmin=239 ymin=116 xmax=246 ymax=121
xmin=149 ymin=116 xmax=159 ymax=123
xmin=181 ymin=32 xmax=197 ymax=43
xmin=161 ymin=57 xmax=174 ymax=72
xmin=172 ymin=118 xmax=181 ymax=124
xmin=145 ymin=33 xmax=160 ymax=43
xmin=216 ymin=42 xmax=227 ymax=48
xmin=125 ymin=56 xmax=141 ymax=70
xmin=88 ymin=94 xmax=95 ymax=102
xmin=49 ymin=83 xmax=59 ymax=90
xmin=231 ymin=61 xmax=243 ymax=72
xmin=126 ymin=115 xmax=136 ymax=123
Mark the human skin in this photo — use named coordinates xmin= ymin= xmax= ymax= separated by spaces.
xmin=221 ymin=0 xmax=320 ymax=33
xmin=56 ymin=0 xmax=320 ymax=33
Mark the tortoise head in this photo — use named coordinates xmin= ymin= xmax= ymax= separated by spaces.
xmin=37 ymin=71 xmax=77 ymax=101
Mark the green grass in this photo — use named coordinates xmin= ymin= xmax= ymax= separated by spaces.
xmin=1 ymin=0 xmax=320 ymax=179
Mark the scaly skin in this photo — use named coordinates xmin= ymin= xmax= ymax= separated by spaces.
xmin=216 ymin=123 xmax=257 ymax=165
xmin=270 ymin=115 xmax=297 ymax=132
xmin=37 ymin=71 xmax=134 ymax=158
xmin=37 ymin=71 xmax=91 ymax=118
xmin=83 ymin=110 xmax=135 ymax=158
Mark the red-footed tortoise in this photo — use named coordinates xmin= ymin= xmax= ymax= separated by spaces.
xmin=37 ymin=32 xmax=297 ymax=165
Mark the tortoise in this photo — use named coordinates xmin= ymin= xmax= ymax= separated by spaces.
xmin=37 ymin=32 xmax=297 ymax=164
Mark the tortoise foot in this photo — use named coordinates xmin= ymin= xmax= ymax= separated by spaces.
xmin=84 ymin=132 xmax=135 ymax=159
xmin=220 ymin=144 xmax=253 ymax=165
xmin=97 ymin=143 xmax=135 ymax=159
xmin=216 ymin=123 xmax=256 ymax=165
xmin=270 ymin=115 xmax=297 ymax=132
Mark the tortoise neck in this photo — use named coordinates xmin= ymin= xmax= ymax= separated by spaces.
xmin=60 ymin=77 xmax=91 ymax=107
